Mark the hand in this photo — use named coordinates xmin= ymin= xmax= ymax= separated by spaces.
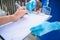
xmin=37 ymin=8 xmax=42 ymax=14
xmin=13 ymin=7 xmax=28 ymax=21
xmin=36 ymin=0 xmax=39 ymax=1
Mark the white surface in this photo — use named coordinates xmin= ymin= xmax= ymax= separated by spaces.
xmin=0 ymin=14 xmax=51 ymax=40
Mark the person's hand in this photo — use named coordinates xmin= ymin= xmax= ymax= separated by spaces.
xmin=13 ymin=6 xmax=28 ymax=21
xmin=37 ymin=8 xmax=42 ymax=14
xmin=36 ymin=0 xmax=39 ymax=2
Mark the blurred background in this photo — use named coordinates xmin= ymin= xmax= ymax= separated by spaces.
xmin=0 ymin=0 xmax=27 ymax=15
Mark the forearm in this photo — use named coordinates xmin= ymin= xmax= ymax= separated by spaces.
xmin=0 ymin=15 xmax=14 ymax=25
xmin=0 ymin=7 xmax=28 ymax=25
xmin=36 ymin=0 xmax=42 ymax=10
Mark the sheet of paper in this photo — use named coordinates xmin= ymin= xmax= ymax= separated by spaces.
xmin=0 ymin=14 xmax=51 ymax=40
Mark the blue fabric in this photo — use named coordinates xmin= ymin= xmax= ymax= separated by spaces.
xmin=42 ymin=6 xmax=51 ymax=15
xmin=38 ymin=30 xmax=60 ymax=40
xmin=37 ymin=0 xmax=60 ymax=40
xmin=26 ymin=0 xmax=36 ymax=13
xmin=48 ymin=0 xmax=60 ymax=22
xmin=42 ymin=0 xmax=47 ymax=7
xmin=30 ymin=21 xmax=60 ymax=36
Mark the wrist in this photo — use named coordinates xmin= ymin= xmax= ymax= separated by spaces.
xmin=10 ymin=15 xmax=15 ymax=22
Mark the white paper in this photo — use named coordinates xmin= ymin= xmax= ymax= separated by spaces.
xmin=0 ymin=14 xmax=51 ymax=40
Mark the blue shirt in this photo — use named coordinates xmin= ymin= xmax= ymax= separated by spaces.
xmin=42 ymin=0 xmax=47 ymax=7
xmin=48 ymin=0 xmax=60 ymax=22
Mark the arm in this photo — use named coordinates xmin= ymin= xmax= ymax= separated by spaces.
xmin=0 ymin=15 xmax=14 ymax=25
xmin=0 ymin=7 xmax=28 ymax=25
xmin=36 ymin=0 xmax=42 ymax=10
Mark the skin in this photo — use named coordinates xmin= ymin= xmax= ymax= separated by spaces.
xmin=0 ymin=7 xmax=28 ymax=25
xmin=0 ymin=0 xmax=42 ymax=25
xmin=36 ymin=0 xmax=42 ymax=10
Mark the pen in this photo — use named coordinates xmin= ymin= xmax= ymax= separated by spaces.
xmin=15 ymin=1 xmax=29 ymax=17
xmin=15 ymin=1 xmax=22 ymax=9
